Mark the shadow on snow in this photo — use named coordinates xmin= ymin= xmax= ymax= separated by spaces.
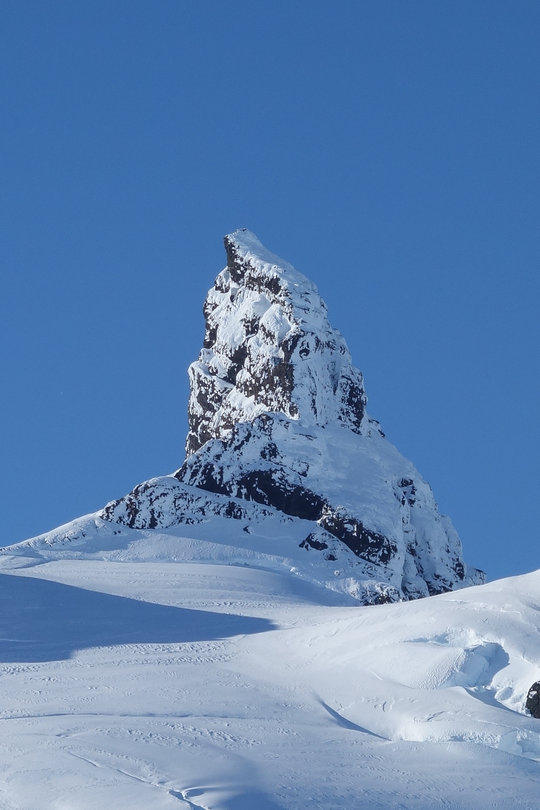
xmin=170 ymin=788 xmax=285 ymax=809
xmin=0 ymin=573 xmax=274 ymax=663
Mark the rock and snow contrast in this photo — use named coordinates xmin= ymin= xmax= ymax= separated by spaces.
xmin=101 ymin=228 xmax=483 ymax=605
xmin=2 ymin=230 xmax=539 ymax=809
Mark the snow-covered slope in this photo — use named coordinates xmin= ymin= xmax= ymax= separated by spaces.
xmin=0 ymin=544 xmax=539 ymax=809
xmin=97 ymin=229 xmax=483 ymax=603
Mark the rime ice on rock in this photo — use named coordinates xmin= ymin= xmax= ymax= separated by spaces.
xmin=184 ymin=230 xmax=369 ymax=455
xmin=101 ymin=229 xmax=484 ymax=604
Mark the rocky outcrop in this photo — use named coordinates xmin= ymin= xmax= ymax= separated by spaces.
xmin=101 ymin=229 xmax=484 ymax=603
xmin=100 ymin=476 xmax=275 ymax=530
xmin=526 ymin=682 xmax=540 ymax=718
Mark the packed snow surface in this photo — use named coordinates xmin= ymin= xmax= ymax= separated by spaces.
xmin=1 ymin=524 xmax=540 ymax=809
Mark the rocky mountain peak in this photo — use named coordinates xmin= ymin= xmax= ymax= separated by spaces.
xmin=185 ymin=228 xmax=368 ymax=455
xmin=96 ymin=230 xmax=484 ymax=604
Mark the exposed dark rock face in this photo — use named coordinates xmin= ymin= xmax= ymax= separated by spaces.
xmin=100 ymin=229 xmax=484 ymax=604
xmin=526 ymin=682 xmax=540 ymax=718
xmin=318 ymin=508 xmax=397 ymax=565
xmin=100 ymin=477 xmax=275 ymax=530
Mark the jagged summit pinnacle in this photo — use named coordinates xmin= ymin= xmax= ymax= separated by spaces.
xmin=223 ymin=229 xmax=316 ymax=291
xmin=184 ymin=229 xmax=368 ymax=456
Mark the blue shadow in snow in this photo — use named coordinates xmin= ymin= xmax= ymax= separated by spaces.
xmin=318 ymin=699 xmax=388 ymax=739
xmin=170 ymin=788 xmax=285 ymax=809
xmin=0 ymin=573 xmax=274 ymax=663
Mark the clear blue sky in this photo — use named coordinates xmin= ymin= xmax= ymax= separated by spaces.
xmin=1 ymin=1 xmax=538 ymax=581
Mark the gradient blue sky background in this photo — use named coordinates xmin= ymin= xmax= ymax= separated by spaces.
xmin=2 ymin=1 xmax=538 ymax=581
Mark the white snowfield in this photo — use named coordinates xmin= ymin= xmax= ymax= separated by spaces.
xmin=1 ymin=524 xmax=540 ymax=809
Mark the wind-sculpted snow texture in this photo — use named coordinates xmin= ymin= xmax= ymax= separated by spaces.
xmin=101 ymin=229 xmax=483 ymax=604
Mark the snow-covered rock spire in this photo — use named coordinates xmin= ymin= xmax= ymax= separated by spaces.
xmin=185 ymin=229 xmax=369 ymax=455
xmin=98 ymin=229 xmax=484 ymax=604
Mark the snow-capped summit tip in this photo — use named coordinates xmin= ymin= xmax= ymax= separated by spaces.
xmin=224 ymin=227 xmax=265 ymax=252
xmin=224 ymin=228 xmax=286 ymax=267
xmin=223 ymin=228 xmax=317 ymax=292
